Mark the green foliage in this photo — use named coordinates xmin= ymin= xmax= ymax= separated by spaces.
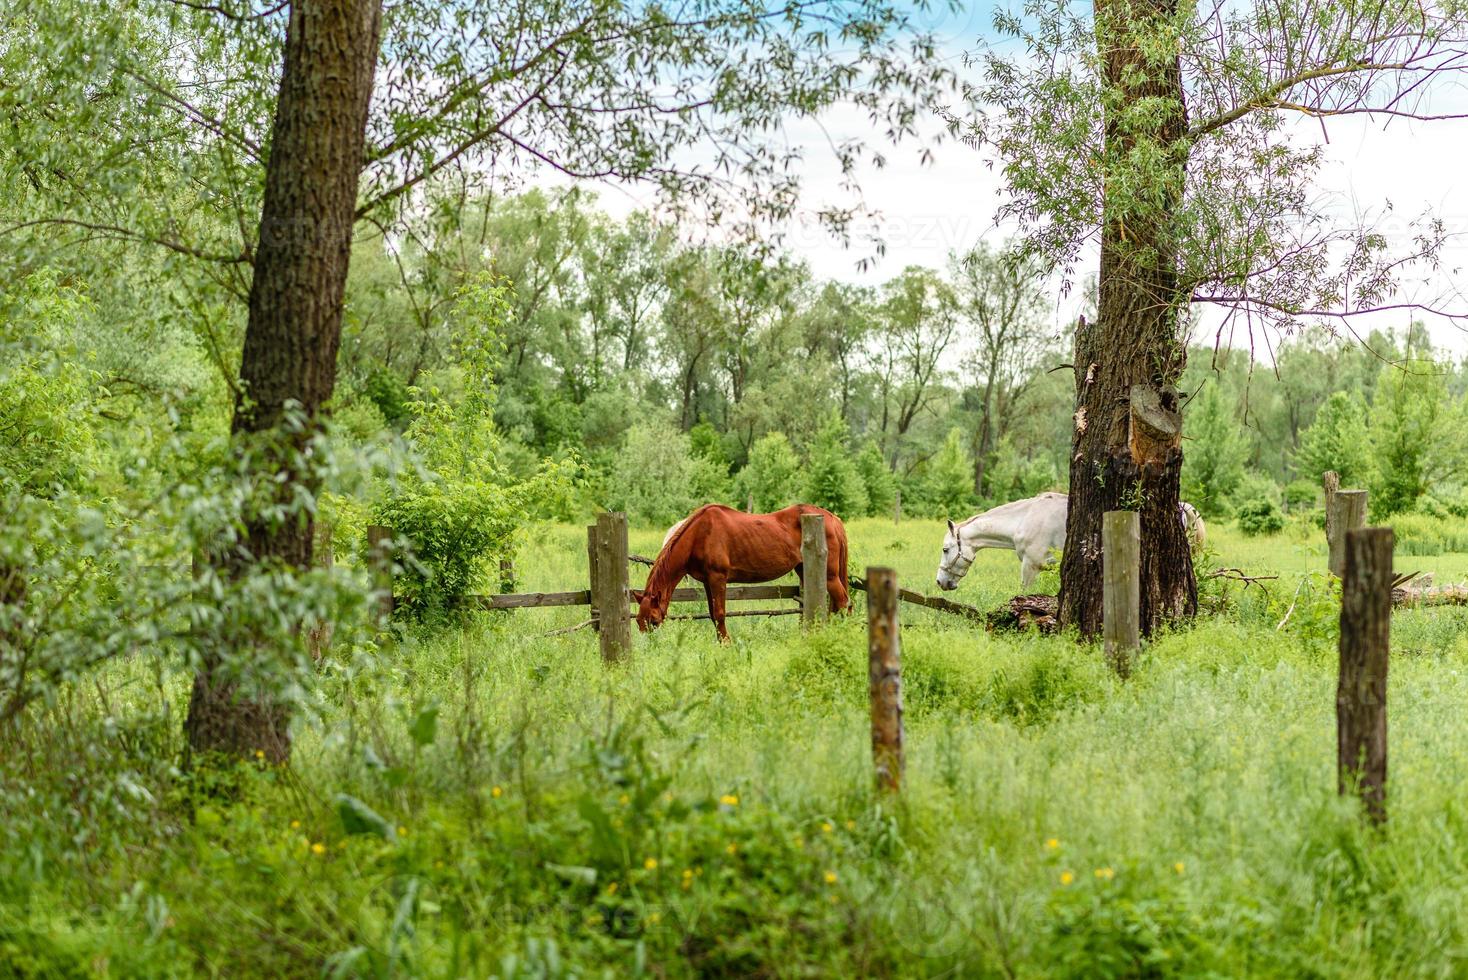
xmin=1368 ymin=362 xmax=1450 ymax=519
xmin=0 ymin=274 xmax=100 ymax=494
xmin=913 ymin=427 xmax=976 ymax=518
xmin=803 ymin=413 xmax=866 ymax=519
xmin=854 ymin=443 xmax=896 ymax=518
xmin=363 ymin=369 xmax=412 ymax=428
xmin=688 ymin=419 xmax=730 ymax=472
xmin=373 ymin=277 xmax=566 ymax=616
xmin=1182 ymin=385 xmax=1248 ymax=517
xmin=985 ymin=435 xmax=1060 ymax=501
xmin=1235 ymin=495 xmax=1285 ymax=536
xmin=736 ymin=431 xmax=804 ymax=513
xmin=604 ymin=422 xmax=731 ymax=525
xmin=1295 ymin=391 xmax=1371 ymax=489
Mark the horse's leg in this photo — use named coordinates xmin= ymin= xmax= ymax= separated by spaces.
xmin=826 ymin=570 xmax=849 ymax=614
xmin=704 ymin=574 xmax=730 ymax=642
xmin=1020 ymin=555 xmax=1039 ymax=590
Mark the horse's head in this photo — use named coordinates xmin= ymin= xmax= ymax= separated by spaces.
xmin=634 ymin=589 xmax=666 ymax=632
xmin=936 ymin=518 xmax=977 ymax=591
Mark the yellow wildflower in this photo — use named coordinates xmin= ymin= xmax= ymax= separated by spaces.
xmin=647 ymin=911 xmax=661 ymax=925
xmin=491 ymin=785 xmax=503 ymax=798
xmin=845 ymin=820 xmax=856 ymax=831
xmin=606 ymin=881 xmax=618 ymax=895
xmin=289 ymin=820 xmax=301 ymax=830
xmin=1174 ymin=861 xmax=1185 ymax=875
xmin=682 ymin=868 xmax=694 ymax=878
xmin=1094 ymin=867 xmax=1115 ymax=881
xmin=397 ymin=826 xmax=408 ymax=837
xmin=644 ymin=857 xmax=658 ymax=870
xmin=311 ymin=842 xmax=326 ymax=856
xmin=619 ymin=793 xmax=630 ymax=806
xmin=820 ymin=821 xmax=833 ymax=834
xmin=1045 ymin=838 xmax=1060 ymax=851
xmin=824 ymin=870 xmax=838 ymax=884
xmin=1060 ymin=870 xmax=1074 ymax=886
xmin=719 ymin=794 xmax=739 ymax=807
xmin=726 ymin=842 xmax=738 ymax=855
xmin=254 ymin=750 xmax=265 ymax=760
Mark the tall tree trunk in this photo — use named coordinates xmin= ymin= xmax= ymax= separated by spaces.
xmin=185 ymin=0 xmax=383 ymax=764
xmin=973 ymin=373 xmax=997 ymax=496
xmin=1057 ymin=0 xmax=1196 ymax=637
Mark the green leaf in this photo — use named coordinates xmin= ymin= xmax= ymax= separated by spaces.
xmin=336 ymin=794 xmax=396 ymax=841
xmin=409 ymin=704 xmax=439 ymax=746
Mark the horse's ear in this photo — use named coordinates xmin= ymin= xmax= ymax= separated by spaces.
xmin=947 ymin=518 xmax=956 ymax=535
xmin=630 ymin=589 xmax=645 ymax=603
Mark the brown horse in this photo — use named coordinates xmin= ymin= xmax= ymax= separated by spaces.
xmin=634 ymin=504 xmax=849 ymax=641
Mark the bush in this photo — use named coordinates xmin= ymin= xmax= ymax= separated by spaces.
xmin=604 ymin=421 xmax=730 ymax=525
xmin=1283 ymin=479 xmax=1318 ymax=512
xmin=985 ymin=436 xmax=1060 ymax=501
xmin=855 ymin=443 xmax=896 ymax=518
xmin=1236 ymin=495 xmax=1285 ymax=536
xmin=736 ymin=431 xmax=804 ymax=512
xmin=804 ymin=413 xmax=866 ymax=519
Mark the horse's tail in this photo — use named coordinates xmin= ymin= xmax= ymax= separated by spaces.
xmin=839 ymin=524 xmax=850 ymax=610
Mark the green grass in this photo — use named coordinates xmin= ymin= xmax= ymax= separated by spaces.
xmin=6 ymin=518 xmax=1468 ymax=977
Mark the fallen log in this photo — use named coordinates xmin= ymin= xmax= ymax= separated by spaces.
xmin=985 ymin=594 xmax=1059 ymax=634
xmin=1392 ymin=584 xmax=1468 ymax=609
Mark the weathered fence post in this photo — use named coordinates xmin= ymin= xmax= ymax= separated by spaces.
xmin=499 ymin=557 xmax=516 ymax=595
xmin=800 ymin=512 xmax=829 ymax=627
xmin=1323 ymin=470 xmax=1340 ymax=540
xmin=594 ymin=512 xmax=632 ymax=662
xmin=1328 ymin=489 xmax=1368 ymax=577
xmin=866 ymin=566 xmax=904 ymax=794
xmin=366 ymin=525 xmax=395 ymax=624
xmin=1338 ymin=526 xmax=1392 ymax=824
xmin=747 ymin=491 xmax=755 ymax=513
xmin=893 ymin=489 xmax=901 ymax=526
xmin=1102 ymin=510 xmax=1140 ymax=678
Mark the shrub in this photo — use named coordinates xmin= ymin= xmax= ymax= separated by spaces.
xmin=1236 ymin=495 xmax=1285 ymax=536
xmin=736 ymin=431 xmax=804 ymax=512
xmin=604 ymin=421 xmax=730 ymax=525
xmin=915 ymin=427 xmax=976 ymax=518
xmin=804 ymin=413 xmax=866 ymax=518
xmin=855 ymin=443 xmax=896 ymax=518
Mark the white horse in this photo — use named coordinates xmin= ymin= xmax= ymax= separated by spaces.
xmin=935 ymin=493 xmax=1206 ymax=591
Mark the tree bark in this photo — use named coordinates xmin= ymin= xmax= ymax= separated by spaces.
xmin=1057 ymin=0 xmax=1196 ymax=637
xmin=185 ymin=0 xmax=383 ymax=765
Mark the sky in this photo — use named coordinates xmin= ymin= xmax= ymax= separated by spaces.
xmin=559 ymin=1 xmax=1468 ymax=361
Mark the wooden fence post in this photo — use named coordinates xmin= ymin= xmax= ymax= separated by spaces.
xmin=366 ymin=525 xmax=395 ymax=624
xmin=747 ymin=491 xmax=755 ymax=513
xmin=800 ymin=512 xmax=829 ymax=627
xmin=595 ymin=512 xmax=631 ymax=662
xmin=1102 ymin=510 xmax=1140 ymax=678
xmin=893 ymin=489 xmax=901 ymax=526
xmin=1328 ymin=489 xmax=1368 ymax=577
xmin=499 ymin=557 xmax=516 ymax=595
xmin=1338 ymin=526 xmax=1392 ymax=824
xmin=1323 ymin=470 xmax=1340 ymax=543
xmin=867 ymin=566 xmax=904 ymax=794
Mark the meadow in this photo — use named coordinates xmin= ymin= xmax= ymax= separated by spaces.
xmin=6 ymin=517 xmax=1468 ymax=978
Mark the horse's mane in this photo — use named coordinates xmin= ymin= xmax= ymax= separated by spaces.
xmin=644 ymin=504 xmax=725 ymax=601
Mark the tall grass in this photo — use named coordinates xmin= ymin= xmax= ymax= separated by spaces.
xmin=4 ymin=520 xmax=1468 ymax=976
